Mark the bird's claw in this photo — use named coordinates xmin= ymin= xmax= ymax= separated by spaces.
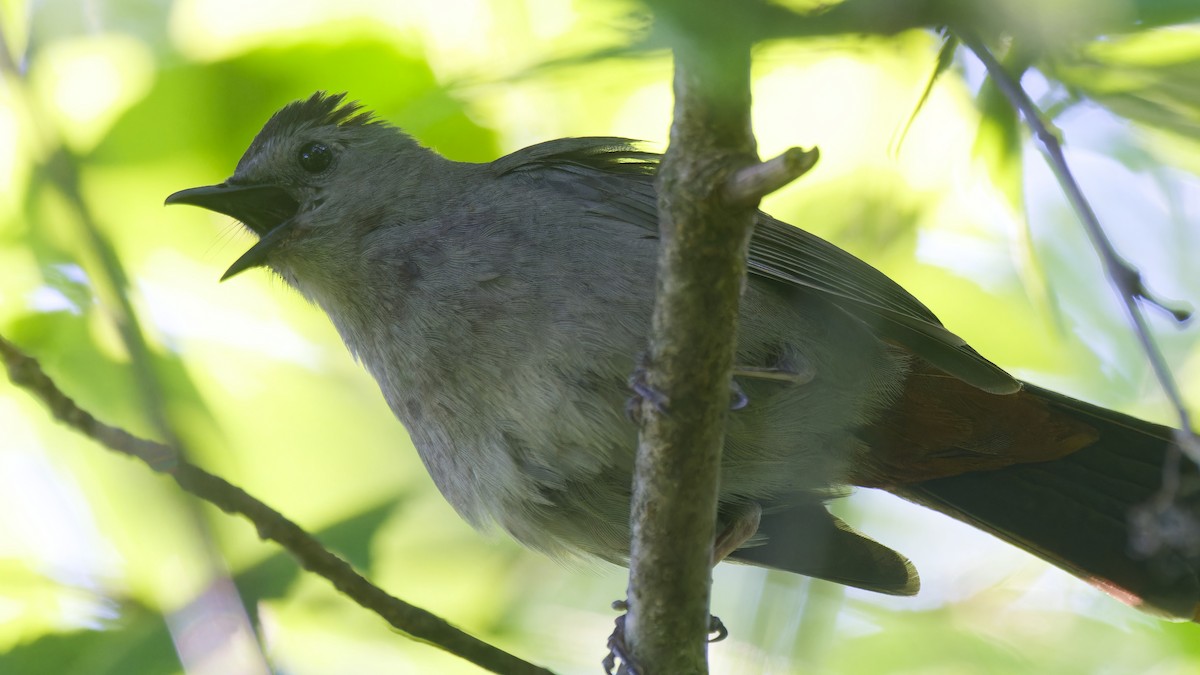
xmin=604 ymin=600 xmax=638 ymax=675
xmin=602 ymin=600 xmax=726 ymax=673
xmin=729 ymin=380 xmax=749 ymax=411
xmin=708 ymin=614 xmax=728 ymax=642
xmin=626 ymin=357 xmax=669 ymax=423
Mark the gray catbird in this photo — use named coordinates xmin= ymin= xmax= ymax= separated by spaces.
xmin=167 ymin=91 xmax=1200 ymax=620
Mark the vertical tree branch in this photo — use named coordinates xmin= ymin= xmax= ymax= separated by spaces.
xmin=624 ymin=6 xmax=760 ymax=672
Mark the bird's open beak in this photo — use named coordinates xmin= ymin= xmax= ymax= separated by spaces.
xmin=166 ymin=182 xmax=299 ymax=280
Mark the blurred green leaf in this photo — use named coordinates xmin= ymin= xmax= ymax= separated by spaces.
xmin=1129 ymin=0 xmax=1200 ymax=29
xmin=100 ymin=39 xmax=497 ymax=169
xmin=0 ymin=498 xmax=406 ymax=675
xmin=1050 ymin=28 xmax=1200 ymax=141
xmin=28 ymin=0 xmax=176 ymax=57
xmin=6 ymin=309 xmax=155 ymax=436
xmin=971 ymin=60 xmax=1026 ymax=211
xmin=0 ymin=604 xmax=179 ymax=675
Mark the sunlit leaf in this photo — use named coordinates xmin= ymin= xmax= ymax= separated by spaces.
xmin=1050 ymin=28 xmax=1200 ymax=141
xmin=0 ymin=604 xmax=179 ymax=675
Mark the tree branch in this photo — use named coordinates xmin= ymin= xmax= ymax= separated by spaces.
xmin=620 ymin=4 xmax=814 ymax=672
xmin=954 ymin=31 xmax=1200 ymax=553
xmin=0 ymin=334 xmax=554 ymax=675
xmin=955 ymin=33 xmax=1199 ymax=458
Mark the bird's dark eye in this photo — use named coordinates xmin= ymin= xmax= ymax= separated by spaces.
xmin=297 ymin=142 xmax=332 ymax=173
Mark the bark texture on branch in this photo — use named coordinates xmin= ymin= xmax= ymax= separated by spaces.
xmin=624 ymin=5 xmax=763 ymax=672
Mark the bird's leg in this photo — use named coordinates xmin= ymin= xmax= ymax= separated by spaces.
xmin=630 ymin=350 xmax=813 ymax=418
xmin=704 ymin=501 xmax=762 ymax=643
xmin=733 ymin=360 xmax=815 ymax=385
xmin=730 ymin=352 xmax=815 ymax=409
xmin=606 ymin=503 xmax=759 ymax=666
xmin=619 ymin=353 xmax=773 ymax=657
xmin=604 ymin=600 xmax=637 ymax=675
xmin=713 ymin=501 xmax=763 ymax=565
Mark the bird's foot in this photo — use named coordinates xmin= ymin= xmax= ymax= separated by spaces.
xmin=708 ymin=614 xmax=729 ymax=642
xmin=604 ymin=600 xmax=638 ymax=675
xmin=626 ymin=355 xmax=669 ymax=423
xmin=602 ymin=600 xmax=728 ymax=675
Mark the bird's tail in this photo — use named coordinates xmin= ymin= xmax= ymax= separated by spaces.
xmin=891 ymin=383 xmax=1200 ymax=620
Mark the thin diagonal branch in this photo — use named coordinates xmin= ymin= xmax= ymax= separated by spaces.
xmin=953 ymin=32 xmax=1200 ymax=490
xmin=0 ymin=334 xmax=554 ymax=675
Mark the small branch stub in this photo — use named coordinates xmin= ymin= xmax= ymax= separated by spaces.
xmin=724 ymin=146 xmax=820 ymax=207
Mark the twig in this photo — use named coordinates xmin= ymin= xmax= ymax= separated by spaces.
xmin=724 ymin=147 xmax=820 ymax=207
xmin=953 ymin=32 xmax=1200 ymax=490
xmin=0 ymin=334 xmax=555 ymax=675
xmin=2 ymin=19 xmax=271 ymax=671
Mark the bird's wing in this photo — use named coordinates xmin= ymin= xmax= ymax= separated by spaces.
xmin=495 ymin=137 xmax=1019 ymax=395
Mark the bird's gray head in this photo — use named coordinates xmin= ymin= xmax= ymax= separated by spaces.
xmin=166 ymin=92 xmax=437 ymax=290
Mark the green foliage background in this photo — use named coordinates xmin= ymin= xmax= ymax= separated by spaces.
xmin=2 ymin=0 xmax=1200 ymax=672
